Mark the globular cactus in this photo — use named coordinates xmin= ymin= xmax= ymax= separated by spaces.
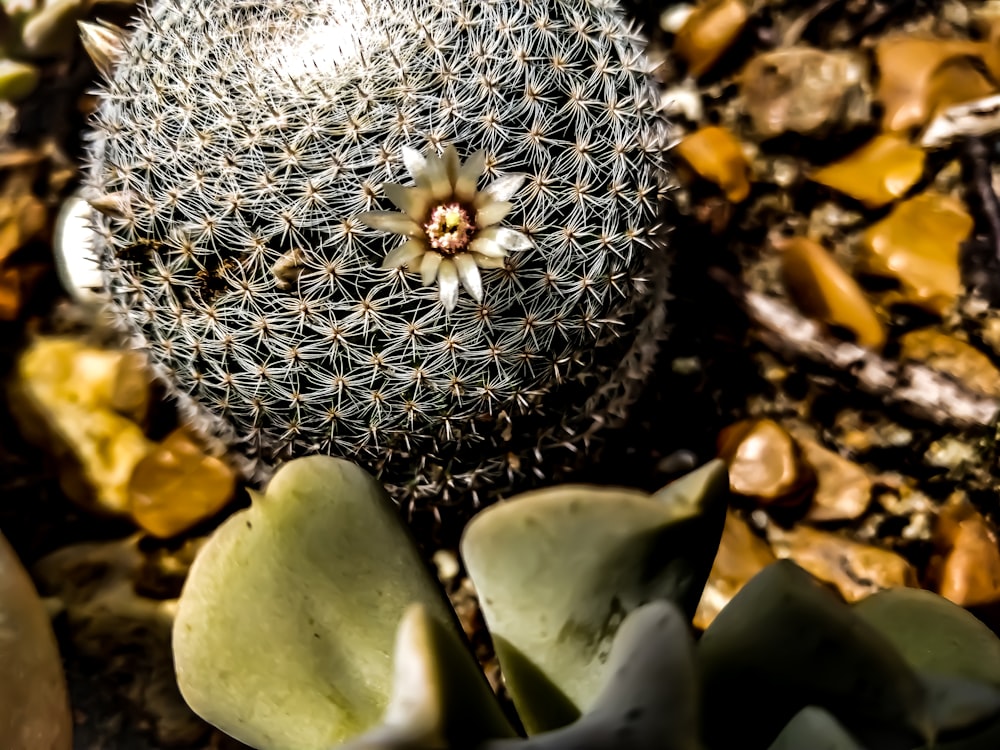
xmin=78 ymin=0 xmax=672 ymax=507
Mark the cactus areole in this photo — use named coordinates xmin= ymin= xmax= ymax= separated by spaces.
xmin=83 ymin=0 xmax=671 ymax=507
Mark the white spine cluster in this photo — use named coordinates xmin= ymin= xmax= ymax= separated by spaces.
xmin=84 ymin=0 xmax=672 ymax=507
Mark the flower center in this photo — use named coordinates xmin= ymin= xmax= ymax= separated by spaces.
xmin=424 ymin=203 xmax=474 ymax=255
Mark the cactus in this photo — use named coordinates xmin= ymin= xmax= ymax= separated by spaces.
xmin=79 ymin=0 xmax=672 ymax=507
xmin=173 ymin=455 xmax=1000 ymax=750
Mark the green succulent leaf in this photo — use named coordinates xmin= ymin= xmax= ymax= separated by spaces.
xmin=766 ymin=707 xmax=863 ymax=750
xmin=172 ymin=456 xmax=456 ymax=750
xmin=921 ymin=712 xmax=1000 ymax=750
xmin=339 ymin=603 xmax=515 ymax=750
xmin=697 ymin=560 xmax=932 ymax=750
xmin=483 ymin=600 xmax=702 ymax=750
xmin=461 ymin=460 xmax=728 ymax=734
xmin=921 ymin=673 xmax=1000 ymax=736
xmin=854 ymin=588 xmax=1000 ymax=688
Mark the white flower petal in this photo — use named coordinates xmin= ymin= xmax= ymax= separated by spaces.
xmin=381 ymin=239 xmax=426 ymax=269
xmin=454 ymin=150 xmax=486 ymax=201
xmin=420 ymin=251 xmax=442 ymax=286
xmin=443 ymin=144 xmax=461 ymax=187
xmin=494 ymin=227 xmax=533 ymax=251
xmin=358 ymin=210 xmax=421 ymax=236
xmin=468 ymin=236 xmax=506 ymax=258
xmin=420 ymin=150 xmax=452 ymax=201
xmin=438 ymin=258 xmax=459 ymax=311
xmin=474 ymin=255 xmax=507 ymax=269
xmin=383 ymin=183 xmax=432 ymax=222
xmin=479 ymin=173 xmax=527 ymax=203
xmin=401 ymin=146 xmax=428 ymax=185
xmin=453 ymin=253 xmax=483 ymax=301
xmin=475 ymin=201 xmax=513 ymax=227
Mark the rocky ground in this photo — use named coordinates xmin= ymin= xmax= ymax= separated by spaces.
xmin=5 ymin=0 xmax=1000 ymax=748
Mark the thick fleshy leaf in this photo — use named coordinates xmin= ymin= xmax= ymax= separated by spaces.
xmin=854 ymin=588 xmax=1000 ymax=687
xmin=922 ymin=712 xmax=1000 ymax=749
xmin=461 ymin=461 xmax=728 ymax=733
xmin=483 ymin=601 xmax=702 ymax=750
xmin=921 ymin=674 xmax=1000 ymax=735
xmin=0 ymin=532 xmax=72 ymax=750
xmin=766 ymin=707 xmax=863 ymax=750
xmin=858 ymin=675 xmax=1000 ymax=750
xmin=339 ymin=604 xmax=515 ymax=750
xmin=697 ymin=561 xmax=932 ymax=750
xmin=173 ymin=456 xmax=454 ymax=750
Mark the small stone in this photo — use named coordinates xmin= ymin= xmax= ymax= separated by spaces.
xmin=694 ymin=510 xmax=776 ymax=630
xmin=53 ymin=194 xmax=103 ymax=303
xmin=924 ymin=436 xmax=978 ymax=470
xmin=767 ymin=524 xmax=918 ymax=602
xmin=740 ymin=47 xmax=869 ymax=139
xmin=776 ymin=235 xmax=885 ymax=349
xmin=859 ymin=192 xmax=973 ymax=314
xmin=33 ymin=538 xmax=208 ymax=746
xmin=661 ymin=79 xmax=703 ymax=122
xmin=432 ymin=549 xmax=461 ymax=584
xmin=809 ymin=134 xmax=925 ymax=209
xmin=899 ymin=328 xmax=1000 ymax=398
xmin=717 ymin=418 xmax=813 ymax=506
xmin=796 ymin=437 xmax=872 ymax=522
xmin=0 ymin=265 xmax=21 ymax=320
xmin=0 ymin=532 xmax=72 ymax=750
xmin=660 ymin=4 xmax=695 ymax=34
xmin=934 ymin=496 xmax=1000 ymax=608
xmin=675 ymin=125 xmax=752 ymax=203
xmin=673 ymin=0 xmax=748 ymax=78
xmin=128 ymin=429 xmax=236 ymax=538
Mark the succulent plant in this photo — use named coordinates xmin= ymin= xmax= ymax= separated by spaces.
xmin=77 ymin=0 xmax=672 ymax=507
xmin=173 ymin=455 xmax=1000 ymax=750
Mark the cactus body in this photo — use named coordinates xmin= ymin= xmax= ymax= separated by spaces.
xmin=84 ymin=0 xmax=671 ymax=506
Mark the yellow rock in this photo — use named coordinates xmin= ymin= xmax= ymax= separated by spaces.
xmin=875 ymin=36 xmax=991 ymax=132
xmin=717 ymin=418 xmax=814 ymax=505
xmin=860 ymin=192 xmax=972 ymax=314
xmin=933 ymin=495 xmax=1000 ymax=608
xmin=673 ymin=0 xmax=749 ymax=78
xmin=675 ymin=126 xmax=752 ymax=203
xmin=777 ymin=235 xmax=886 ymax=349
xmin=810 ymin=134 xmax=925 ymax=209
xmin=796 ymin=437 xmax=872 ymax=523
xmin=129 ymin=429 xmax=236 ymax=538
xmin=900 ymin=328 xmax=1000 ymax=398
xmin=768 ymin=525 xmax=917 ymax=602
xmin=694 ymin=511 xmax=776 ymax=630
xmin=10 ymin=337 xmax=154 ymax=515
